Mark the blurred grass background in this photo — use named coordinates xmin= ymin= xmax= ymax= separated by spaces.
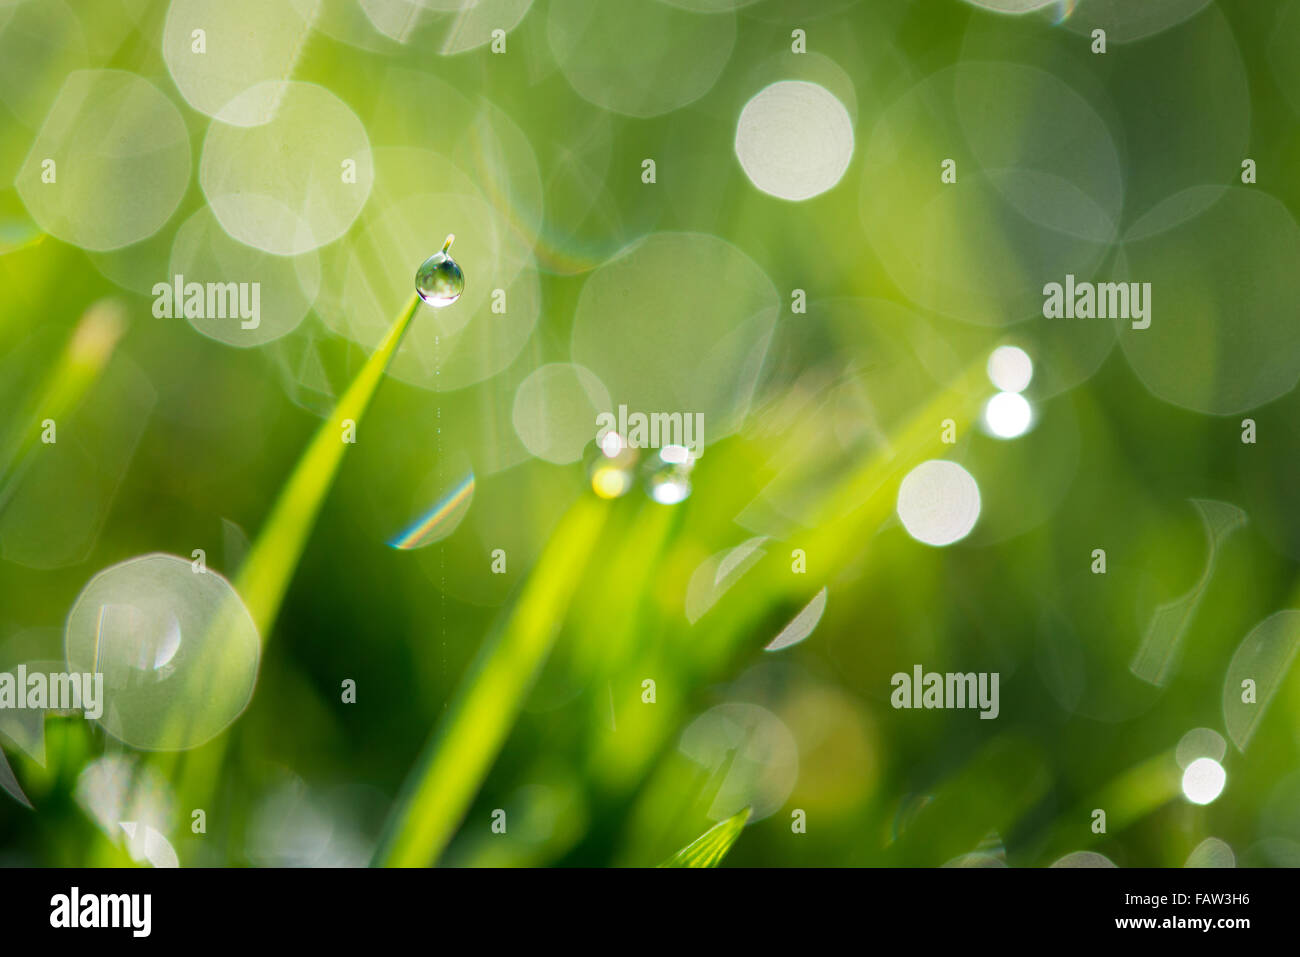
xmin=1 ymin=0 xmax=1300 ymax=867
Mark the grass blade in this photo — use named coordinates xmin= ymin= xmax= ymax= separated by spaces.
xmin=236 ymin=292 xmax=422 ymax=634
xmin=173 ymin=293 xmax=421 ymax=806
xmin=0 ymin=299 xmax=125 ymax=514
xmin=659 ymin=807 xmax=751 ymax=868
xmin=373 ymin=496 xmax=608 ymax=867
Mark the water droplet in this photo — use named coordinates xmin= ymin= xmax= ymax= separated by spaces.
xmin=415 ymin=234 xmax=464 ymax=307
xmin=584 ymin=434 xmax=638 ymax=499
xmin=644 ymin=445 xmax=694 ymax=505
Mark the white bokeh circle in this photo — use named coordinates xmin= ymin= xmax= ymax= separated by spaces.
xmin=200 ymin=81 xmax=373 ymax=256
xmin=16 ymin=70 xmax=190 ymax=251
xmin=735 ymin=81 xmax=854 ymax=201
xmin=897 ymin=460 xmax=981 ymax=546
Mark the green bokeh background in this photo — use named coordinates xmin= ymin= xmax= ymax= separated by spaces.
xmin=1 ymin=0 xmax=1299 ymax=867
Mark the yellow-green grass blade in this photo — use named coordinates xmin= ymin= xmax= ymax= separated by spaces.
xmin=171 ymin=293 xmax=421 ymax=803
xmin=236 ymin=291 xmax=422 ymax=635
xmin=373 ymin=495 xmax=609 ymax=867
xmin=0 ymin=301 xmax=127 ymax=809
xmin=659 ymin=807 xmax=751 ymax=868
xmin=0 ymin=299 xmax=126 ymax=514
xmin=1037 ymin=750 xmax=1182 ymax=864
xmin=592 ymin=363 xmax=987 ymax=812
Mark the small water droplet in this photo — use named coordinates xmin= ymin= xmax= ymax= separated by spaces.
xmin=416 ymin=234 xmax=464 ymax=307
xmin=644 ymin=445 xmax=694 ymax=505
xmin=585 ymin=434 xmax=638 ymax=499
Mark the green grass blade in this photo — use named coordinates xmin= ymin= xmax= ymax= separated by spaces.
xmin=0 ymin=299 xmax=125 ymax=513
xmin=658 ymin=807 xmax=751 ymax=868
xmin=373 ymin=496 xmax=608 ymax=867
xmin=236 ymin=292 xmax=421 ymax=635
xmin=171 ymin=292 xmax=421 ymax=806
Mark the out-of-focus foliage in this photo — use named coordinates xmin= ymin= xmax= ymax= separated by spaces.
xmin=2 ymin=0 xmax=1299 ymax=869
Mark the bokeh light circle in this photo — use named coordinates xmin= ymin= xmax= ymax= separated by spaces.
xmin=678 ymin=703 xmax=798 ymax=823
xmin=0 ymin=0 xmax=87 ymax=129
xmin=655 ymin=0 xmax=760 ymax=9
xmin=64 ymin=554 xmax=261 ymax=751
xmin=200 ymin=81 xmax=374 ymax=255
xmin=169 ymin=206 xmax=321 ymax=347
xmin=1051 ymin=851 xmax=1117 ymax=867
xmin=897 ymin=460 xmax=981 ymax=546
xmin=360 ymin=0 xmax=534 ymax=54
xmin=163 ymin=0 xmax=317 ymax=124
xmin=570 ymin=232 xmax=779 ymax=441
xmin=1176 ymin=727 xmax=1227 ymax=770
xmin=16 ymin=70 xmax=190 ymax=251
xmin=1186 ymin=837 xmax=1235 ymax=868
xmin=987 ymin=345 xmax=1033 ymax=392
xmin=860 ymin=62 xmax=1121 ymax=325
xmin=983 ymin=391 xmax=1032 ymax=439
xmin=735 ymin=81 xmax=854 ymax=201
xmin=548 ymin=0 xmax=736 ymax=118
xmin=512 ymin=363 xmax=611 ymax=465
xmin=1118 ymin=187 xmax=1300 ymax=415
xmin=1182 ymin=757 xmax=1227 ymax=805
xmin=960 ymin=3 xmax=1248 ymax=232
xmin=962 ymin=0 xmax=1057 ymax=11
xmin=1061 ymin=0 xmax=1215 ymax=44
